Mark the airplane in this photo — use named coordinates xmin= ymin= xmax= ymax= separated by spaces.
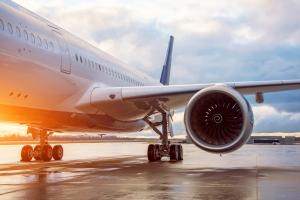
xmin=0 ymin=0 xmax=300 ymax=162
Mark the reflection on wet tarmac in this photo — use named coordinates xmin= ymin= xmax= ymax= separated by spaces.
xmin=0 ymin=143 xmax=300 ymax=199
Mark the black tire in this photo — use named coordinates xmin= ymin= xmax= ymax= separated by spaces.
xmin=21 ymin=145 xmax=33 ymax=162
xmin=177 ymin=144 xmax=183 ymax=161
xmin=33 ymin=145 xmax=42 ymax=160
xmin=155 ymin=144 xmax=161 ymax=161
xmin=41 ymin=144 xmax=52 ymax=162
xmin=170 ymin=144 xmax=178 ymax=161
xmin=147 ymin=144 xmax=156 ymax=162
xmin=52 ymin=145 xmax=63 ymax=160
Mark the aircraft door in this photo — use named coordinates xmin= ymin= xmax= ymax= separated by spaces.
xmin=52 ymin=30 xmax=71 ymax=74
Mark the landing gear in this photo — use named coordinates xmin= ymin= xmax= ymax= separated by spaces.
xmin=41 ymin=144 xmax=53 ymax=162
xmin=20 ymin=128 xmax=64 ymax=162
xmin=147 ymin=144 xmax=161 ymax=162
xmin=21 ymin=145 xmax=33 ymax=162
xmin=52 ymin=145 xmax=63 ymax=160
xmin=170 ymin=144 xmax=183 ymax=161
xmin=147 ymin=143 xmax=183 ymax=162
xmin=33 ymin=145 xmax=42 ymax=160
xmin=145 ymin=110 xmax=184 ymax=162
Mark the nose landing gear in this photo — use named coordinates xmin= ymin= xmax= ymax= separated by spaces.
xmin=21 ymin=128 xmax=64 ymax=162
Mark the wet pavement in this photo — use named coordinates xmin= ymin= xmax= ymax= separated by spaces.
xmin=0 ymin=143 xmax=300 ymax=199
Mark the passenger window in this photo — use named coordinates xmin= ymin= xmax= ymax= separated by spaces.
xmin=23 ymin=30 xmax=28 ymax=41
xmin=75 ymin=54 xmax=78 ymax=62
xmin=30 ymin=33 xmax=35 ymax=44
xmin=80 ymin=56 xmax=83 ymax=63
xmin=15 ymin=26 xmax=21 ymax=38
xmin=43 ymin=39 xmax=48 ymax=49
xmin=0 ymin=19 xmax=4 ymax=31
xmin=37 ymin=36 xmax=42 ymax=47
xmin=7 ymin=23 xmax=13 ymax=34
xmin=49 ymin=41 xmax=54 ymax=50
xmin=98 ymin=64 xmax=101 ymax=71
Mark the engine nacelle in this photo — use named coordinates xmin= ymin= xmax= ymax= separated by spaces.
xmin=184 ymin=85 xmax=254 ymax=153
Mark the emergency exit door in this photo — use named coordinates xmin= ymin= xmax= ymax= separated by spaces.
xmin=52 ymin=30 xmax=71 ymax=74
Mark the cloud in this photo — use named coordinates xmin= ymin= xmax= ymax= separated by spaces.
xmin=253 ymin=105 xmax=300 ymax=132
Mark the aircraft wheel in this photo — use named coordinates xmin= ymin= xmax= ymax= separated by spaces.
xmin=177 ymin=144 xmax=183 ymax=160
xmin=155 ymin=144 xmax=161 ymax=161
xmin=147 ymin=144 xmax=157 ymax=162
xmin=41 ymin=144 xmax=52 ymax=162
xmin=21 ymin=145 xmax=33 ymax=162
xmin=33 ymin=145 xmax=42 ymax=160
xmin=52 ymin=145 xmax=63 ymax=160
xmin=170 ymin=144 xmax=179 ymax=161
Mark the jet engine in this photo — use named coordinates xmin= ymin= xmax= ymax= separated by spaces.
xmin=184 ymin=85 xmax=254 ymax=153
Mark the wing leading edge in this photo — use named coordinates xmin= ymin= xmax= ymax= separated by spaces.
xmin=77 ymin=79 xmax=300 ymax=113
xmin=123 ymin=79 xmax=300 ymax=99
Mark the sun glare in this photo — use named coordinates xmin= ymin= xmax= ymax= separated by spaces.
xmin=0 ymin=123 xmax=27 ymax=136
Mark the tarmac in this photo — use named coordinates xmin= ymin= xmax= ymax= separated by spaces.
xmin=0 ymin=143 xmax=300 ymax=200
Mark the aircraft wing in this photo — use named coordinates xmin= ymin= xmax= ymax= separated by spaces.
xmin=77 ymin=79 xmax=300 ymax=113
xmin=121 ymin=79 xmax=300 ymax=110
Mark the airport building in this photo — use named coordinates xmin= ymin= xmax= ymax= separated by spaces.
xmin=185 ymin=135 xmax=299 ymax=145
xmin=247 ymin=136 xmax=297 ymax=145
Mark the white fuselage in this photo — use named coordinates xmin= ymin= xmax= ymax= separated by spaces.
xmin=0 ymin=1 xmax=161 ymax=133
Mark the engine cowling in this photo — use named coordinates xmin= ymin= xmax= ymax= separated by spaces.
xmin=184 ymin=85 xmax=254 ymax=153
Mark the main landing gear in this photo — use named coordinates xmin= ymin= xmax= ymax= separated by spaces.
xmin=21 ymin=128 xmax=63 ymax=162
xmin=144 ymin=111 xmax=183 ymax=162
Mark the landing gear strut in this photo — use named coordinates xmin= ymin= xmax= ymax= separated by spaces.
xmin=21 ymin=128 xmax=64 ymax=162
xmin=145 ymin=111 xmax=183 ymax=162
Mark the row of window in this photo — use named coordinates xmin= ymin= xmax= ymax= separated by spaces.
xmin=75 ymin=53 xmax=144 ymax=86
xmin=0 ymin=18 xmax=54 ymax=51
xmin=0 ymin=18 xmax=145 ymax=86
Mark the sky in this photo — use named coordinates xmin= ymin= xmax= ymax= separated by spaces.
xmin=5 ymin=0 xmax=300 ymax=136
